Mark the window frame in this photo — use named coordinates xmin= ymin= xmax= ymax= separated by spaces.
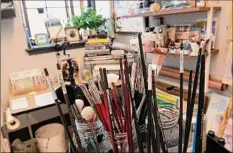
xmin=21 ymin=0 xmax=96 ymax=55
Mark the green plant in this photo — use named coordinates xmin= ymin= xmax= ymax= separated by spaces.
xmin=72 ymin=9 xmax=105 ymax=31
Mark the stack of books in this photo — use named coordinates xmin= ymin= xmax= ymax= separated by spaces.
xmin=84 ymin=38 xmax=111 ymax=57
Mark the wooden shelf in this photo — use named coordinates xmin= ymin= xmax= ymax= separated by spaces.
xmin=146 ymin=48 xmax=219 ymax=58
xmin=116 ymin=7 xmax=221 ymax=19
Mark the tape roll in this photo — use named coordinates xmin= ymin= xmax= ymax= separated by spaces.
xmin=6 ymin=108 xmax=20 ymax=130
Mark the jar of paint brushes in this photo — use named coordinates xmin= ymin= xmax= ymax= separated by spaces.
xmin=75 ymin=119 xmax=112 ymax=152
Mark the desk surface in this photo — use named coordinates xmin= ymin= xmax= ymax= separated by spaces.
xmin=9 ymin=84 xmax=58 ymax=116
xmin=9 ymin=79 xmax=121 ymax=116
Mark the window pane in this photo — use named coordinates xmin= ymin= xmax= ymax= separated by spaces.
xmin=68 ymin=0 xmax=80 ymax=7
xmin=46 ymin=1 xmax=66 ymax=8
xmin=95 ymin=1 xmax=110 ymax=18
xmin=25 ymin=1 xmax=46 ymax=9
xmin=74 ymin=6 xmax=81 ymax=16
xmin=27 ymin=9 xmax=47 ymax=37
xmin=47 ymin=8 xmax=68 ymax=26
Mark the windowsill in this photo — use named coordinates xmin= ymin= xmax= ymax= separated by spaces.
xmin=26 ymin=41 xmax=86 ymax=55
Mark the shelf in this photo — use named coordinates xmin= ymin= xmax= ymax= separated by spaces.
xmin=146 ymin=48 xmax=219 ymax=58
xmin=26 ymin=41 xmax=85 ymax=55
xmin=1 ymin=7 xmax=15 ymax=19
xmin=116 ymin=7 xmax=221 ymax=19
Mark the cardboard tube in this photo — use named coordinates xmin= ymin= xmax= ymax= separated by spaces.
xmin=159 ymin=69 xmax=228 ymax=91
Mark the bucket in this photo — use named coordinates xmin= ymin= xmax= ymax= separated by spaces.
xmin=35 ymin=123 xmax=67 ymax=152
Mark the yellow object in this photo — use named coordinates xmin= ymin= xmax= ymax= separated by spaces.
xmin=87 ymin=38 xmax=110 ymax=43
xmin=28 ymin=91 xmax=36 ymax=96
xmin=217 ymin=97 xmax=232 ymax=137
xmin=157 ymin=93 xmax=177 ymax=103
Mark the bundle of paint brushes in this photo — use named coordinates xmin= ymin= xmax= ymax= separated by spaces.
xmin=77 ymin=54 xmax=146 ymax=153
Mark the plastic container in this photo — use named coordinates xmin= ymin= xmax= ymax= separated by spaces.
xmin=35 ymin=123 xmax=67 ymax=152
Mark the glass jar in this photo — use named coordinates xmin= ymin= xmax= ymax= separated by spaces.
xmin=74 ymin=119 xmax=112 ymax=152
xmin=115 ymin=132 xmax=128 ymax=152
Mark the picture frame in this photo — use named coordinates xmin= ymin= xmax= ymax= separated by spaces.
xmin=34 ymin=33 xmax=49 ymax=46
xmin=65 ymin=27 xmax=80 ymax=42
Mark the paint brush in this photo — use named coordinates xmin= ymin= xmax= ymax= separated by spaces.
xmin=152 ymin=69 xmax=160 ymax=153
xmin=194 ymin=54 xmax=205 ymax=153
xmin=123 ymin=55 xmax=143 ymax=153
xmin=179 ymin=43 xmax=184 ymax=153
xmin=112 ymin=83 xmax=125 ymax=117
xmin=152 ymin=69 xmax=168 ymax=153
xmin=102 ymin=68 xmax=119 ymax=153
xmin=147 ymin=64 xmax=153 ymax=153
xmin=138 ymin=33 xmax=150 ymax=126
xmin=44 ymin=68 xmax=77 ymax=153
xmin=56 ymin=63 xmax=84 ymax=153
xmin=120 ymin=58 xmax=132 ymax=151
xmin=182 ymin=43 xmax=203 ymax=153
xmin=183 ymin=70 xmax=193 ymax=153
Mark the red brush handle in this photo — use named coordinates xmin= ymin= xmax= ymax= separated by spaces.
xmin=95 ymin=103 xmax=108 ymax=130
xmin=111 ymin=89 xmax=124 ymax=132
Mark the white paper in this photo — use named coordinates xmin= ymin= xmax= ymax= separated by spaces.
xmin=11 ymin=98 xmax=28 ymax=111
xmin=34 ymin=92 xmax=54 ymax=107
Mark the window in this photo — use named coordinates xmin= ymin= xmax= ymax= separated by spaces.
xmin=21 ymin=0 xmax=112 ymax=52
xmin=21 ymin=0 xmax=82 ymax=38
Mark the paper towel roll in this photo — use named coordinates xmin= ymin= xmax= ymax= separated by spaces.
xmin=6 ymin=108 xmax=20 ymax=130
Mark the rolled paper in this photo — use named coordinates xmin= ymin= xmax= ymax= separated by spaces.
xmin=159 ymin=69 xmax=228 ymax=91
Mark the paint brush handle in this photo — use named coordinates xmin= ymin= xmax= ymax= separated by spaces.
xmin=44 ymin=68 xmax=77 ymax=153
xmin=152 ymin=70 xmax=168 ymax=153
xmin=183 ymin=48 xmax=202 ymax=153
xmin=179 ymin=42 xmax=184 ymax=153
xmin=56 ymin=63 xmax=84 ymax=153
xmin=183 ymin=70 xmax=193 ymax=153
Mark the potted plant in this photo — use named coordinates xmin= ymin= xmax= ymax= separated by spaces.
xmin=72 ymin=9 xmax=105 ymax=38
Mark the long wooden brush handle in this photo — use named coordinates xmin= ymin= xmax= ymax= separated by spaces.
xmin=56 ymin=63 xmax=84 ymax=153
xmin=152 ymin=70 xmax=168 ymax=153
xmin=44 ymin=68 xmax=77 ymax=153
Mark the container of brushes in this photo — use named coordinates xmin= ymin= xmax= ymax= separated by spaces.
xmin=75 ymin=119 xmax=112 ymax=152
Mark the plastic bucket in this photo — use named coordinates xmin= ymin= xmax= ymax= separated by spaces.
xmin=35 ymin=123 xmax=67 ymax=152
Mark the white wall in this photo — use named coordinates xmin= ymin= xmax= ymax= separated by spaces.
xmin=1 ymin=1 xmax=85 ymax=129
xmin=1 ymin=1 xmax=85 ymax=107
